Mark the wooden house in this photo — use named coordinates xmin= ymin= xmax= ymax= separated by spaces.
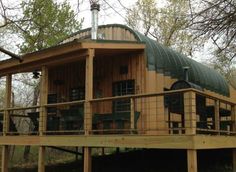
xmin=0 ymin=24 xmax=236 ymax=172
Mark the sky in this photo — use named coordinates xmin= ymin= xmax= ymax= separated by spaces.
xmin=65 ymin=0 xmax=136 ymax=28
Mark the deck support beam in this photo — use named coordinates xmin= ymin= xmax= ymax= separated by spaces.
xmin=83 ymin=147 xmax=92 ymax=172
xmin=38 ymin=146 xmax=45 ymax=172
xmin=184 ymin=91 xmax=196 ymax=134
xmin=187 ymin=149 xmax=198 ymax=172
xmin=83 ymin=49 xmax=94 ymax=172
xmin=1 ymin=145 xmax=9 ymax=172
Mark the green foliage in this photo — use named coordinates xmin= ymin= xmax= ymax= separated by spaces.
xmin=17 ymin=0 xmax=83 ymax=53
xmin=126 ymin=0 xmax=203 ymax=57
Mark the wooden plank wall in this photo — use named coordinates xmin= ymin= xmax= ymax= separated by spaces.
xmin=48 ymin=61 xmax=86 ymax=103
xmin=63 ymin=26 xmax=137 ymax=43
xmin=92 ymin=52 xmax=146 ymax=115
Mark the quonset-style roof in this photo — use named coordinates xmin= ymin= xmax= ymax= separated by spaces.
xmin=67 ymin=24 xmax=229 ymax=97
xmin=133 ymin=31 xmax=229 ymax=97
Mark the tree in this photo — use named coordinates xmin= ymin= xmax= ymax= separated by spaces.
xmin=16 ymin=0 xmax=83 ymax=53
xmin=9 ymin=0 xmax=84 ymax=162
xmin=191 ymin=0 xmax=236 ymax=59
xmin=190 ymin=0 xmax=236 ymax=85
xmin=126 ymin=0 xmax=203 ymax=57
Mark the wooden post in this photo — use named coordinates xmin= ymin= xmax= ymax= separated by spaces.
xmin=130 ymin=98 xmax=135 ymax=131
xmin=3 ymin=74 xmax=12 ymax=135
xmin=39 ymin=66 xmax=48 ymax=136
xmin=187 ymin=149 xmax=198 ymax=172
xmin=231 ymin=105 xmax=236 ymax=132
xmin=1 ymin=146 xmax=9 ymax=172
xmin=38 ymin=67 xmax=48 ymax=172
xmin=84 ymin=49 xmax=94 ymax=135
xmin=233 ymin=149 xmax=236 ymax=172
xmin=83 ymin=49 xmax=94 ymax=172
xmin=156 ymin=96 xmax=167 ymax=134
xmin=83 ymin=147 xmax=92 ymax=172
xmin=1 ymin=74 xmax=12 ymax=172
xmin=184 ymin=91 xmax=196 ymax=135
xmin=214 ymin=100 xmax=220 ymax=132
xmin=38 ymin=146 xmax=45 ymax=172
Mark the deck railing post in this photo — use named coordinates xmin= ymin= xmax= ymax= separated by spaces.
xmin=184 ymin=91 xmax=196 ymax=135
xmin=130 ymin=98 xmax=135 ymax=132
xmin=214 ymin=100 xmax=220 ymax=134
xmin=231 ymin=105 xmax=236 ymax=132
xmin=83 ymin=49 xmax=94 ymax=172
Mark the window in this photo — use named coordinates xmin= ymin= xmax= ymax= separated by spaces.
xmin=70 ymin=87 xmax=85 ymax=101
xmin=112 ymin=80 xmax=135 ymax=112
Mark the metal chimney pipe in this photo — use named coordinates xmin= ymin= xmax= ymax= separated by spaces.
xmin=183 ymin=66 xmax=190 ymax=82
xmin=91 ymin=2 xmax=100 ymax=40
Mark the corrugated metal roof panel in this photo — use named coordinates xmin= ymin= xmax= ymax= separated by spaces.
xmin=134 ymin=31 xmax=229 ymax=96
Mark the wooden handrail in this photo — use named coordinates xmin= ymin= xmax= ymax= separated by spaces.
xmin=0 ymin=88 xmax=235 ymax=112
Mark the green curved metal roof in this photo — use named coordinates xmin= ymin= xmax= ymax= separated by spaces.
xmin=69 ymin=24 xmax=230 ymax=97
xmin=133 ymin=31 xmax=229 ymax=97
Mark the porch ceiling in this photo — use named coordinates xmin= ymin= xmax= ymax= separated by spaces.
xmin=0 ymin=40 xmax=145 ymax=76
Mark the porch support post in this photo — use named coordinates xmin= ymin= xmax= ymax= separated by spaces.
xmin=1 ymin=74 xmax=12 ymax=172
xmin=39 ymin=66 xmax=48 ymax=135
xmin=38 ymin=66 xmax=48 ymax=172
xmin=184 ymin=91 xmax=196 ymax=134
xmin=214 ymin=100 xmax=220 ymax=132
xmin=187 ymin=149 xmax=198 ymax=172
xmin=3 ymin=74 xmax=11 ymax=135
xmin=84 ymin=49 xmax=94 ymax=172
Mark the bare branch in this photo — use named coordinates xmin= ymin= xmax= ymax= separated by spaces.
xmin=0 ymin=46 xmax=22 ymax=61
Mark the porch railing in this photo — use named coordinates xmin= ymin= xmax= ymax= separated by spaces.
xmin=0 ymin=88 xmax=235 ymax=136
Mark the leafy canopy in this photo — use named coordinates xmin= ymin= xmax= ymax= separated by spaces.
xmin=126 ymin=0 xmax=203 ymax=57
xmin=18 ymin=0 xmax=83 ymax=53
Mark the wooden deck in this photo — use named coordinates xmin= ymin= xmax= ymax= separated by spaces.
xmin=0 ymin=41 xmax=235 ymax=172
xmin=0 ymin=135 xmax=236 ymax=150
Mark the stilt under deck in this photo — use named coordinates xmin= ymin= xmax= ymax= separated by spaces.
xmin=0 ymin=42 xmax=235 ymax=172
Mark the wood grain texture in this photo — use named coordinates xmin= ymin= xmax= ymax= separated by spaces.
xmin=187 ymin=149 xmax=198 ymax=172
